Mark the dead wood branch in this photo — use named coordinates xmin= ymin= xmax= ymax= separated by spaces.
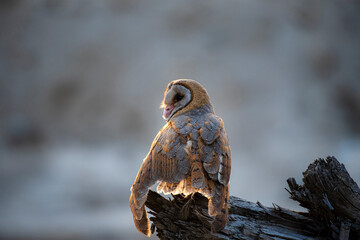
xmin=145 ymin=156 xmax=360 ymax=240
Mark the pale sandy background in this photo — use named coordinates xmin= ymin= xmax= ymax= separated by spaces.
xmin=1 ymin=0 xmax=360 ymax=239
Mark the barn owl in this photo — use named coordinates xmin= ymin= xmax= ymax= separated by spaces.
xmin=129 ymin=79 xmax=231 ymax=237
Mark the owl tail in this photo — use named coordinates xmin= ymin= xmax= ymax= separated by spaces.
xmin=211 ymin=209 xmax=228 ymax=233
xmin=209 ymin=184 xmax=229 ymax=233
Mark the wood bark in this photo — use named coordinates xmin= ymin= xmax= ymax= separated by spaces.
xmin=145 ymin=156 xmax=360 ymax=239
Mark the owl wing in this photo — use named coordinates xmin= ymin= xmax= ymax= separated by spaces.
xmin=199 ymin=114 xmax=231 ymax=186
xmin=198 ymin=114 xmax=231 ymax=232
xmin=129 ymin=122 xmax=190 ymax=236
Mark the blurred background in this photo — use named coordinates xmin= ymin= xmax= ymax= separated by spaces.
xmin=1 ymin=0 xmax=360 ymax=239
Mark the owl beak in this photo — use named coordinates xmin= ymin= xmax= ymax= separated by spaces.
xmin=163 ymin=104 xmax=175 ymax=120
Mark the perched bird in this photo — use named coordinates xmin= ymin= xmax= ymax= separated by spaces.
xmin=129 ymin=79 xmax=231 ymax=237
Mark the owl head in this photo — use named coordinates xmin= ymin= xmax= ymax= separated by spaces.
xmin=161 ymin=79 xmax=212 ymax=121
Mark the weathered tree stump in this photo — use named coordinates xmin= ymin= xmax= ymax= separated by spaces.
xmin=145 ymin=156 xmax=360 ymax=239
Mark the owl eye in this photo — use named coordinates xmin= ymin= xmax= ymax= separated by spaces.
xmin=175 ymin=95 xmax=184 ymax=101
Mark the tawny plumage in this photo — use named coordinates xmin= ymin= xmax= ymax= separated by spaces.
xmin=129 ymin=79 xmax=231 ymax=237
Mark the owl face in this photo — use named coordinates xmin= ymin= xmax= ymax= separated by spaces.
xmin=161 ymin=79 xmax=211 ymax=121
xmin=161 ymin=84 xmax=191 ymax=120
